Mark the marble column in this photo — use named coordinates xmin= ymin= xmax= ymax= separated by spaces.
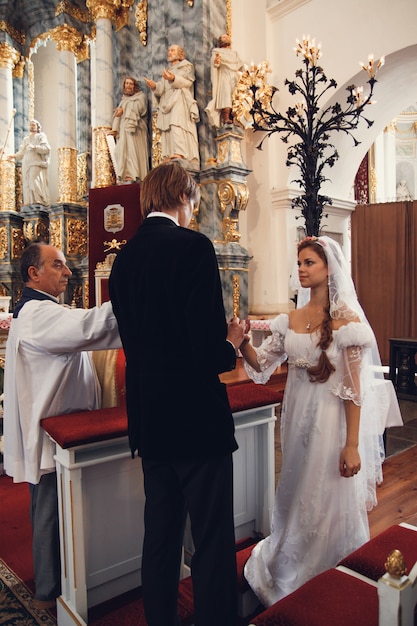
xmin=87 ymin=0 xmax=134 ymax=188
xmin=50 ymin=25 xmax=82 ymax=204
xmin=0 ymin=42 xmax=20 ymax=212
xmin=199 ymin=127 xmax=252 ymax=320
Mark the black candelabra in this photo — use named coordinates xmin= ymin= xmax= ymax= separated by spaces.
xmin=234 ymin=37 xmax=385 ymax=236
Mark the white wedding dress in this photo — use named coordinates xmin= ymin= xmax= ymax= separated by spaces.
xmin=243 ymin=313 xmax=402 ymax=607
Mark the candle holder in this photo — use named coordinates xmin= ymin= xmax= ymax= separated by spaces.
xmin=232 ymin=36 xmax=384 ymax=236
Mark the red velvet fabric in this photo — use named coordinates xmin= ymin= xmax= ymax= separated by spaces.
xmin=41 ymin=406 xmax=128 ymax=449
xmin=236 ymin=545 xmax=254 ymax=592
xmin=227 ymin=383 xmax=282 ymax=412
xmin=41 ymin=371 xmax=281 ymax=449
xmin=338 ymin=524 xmax=417 ymax=580
xmin=250 ymin=569 xmax=378 ymax=626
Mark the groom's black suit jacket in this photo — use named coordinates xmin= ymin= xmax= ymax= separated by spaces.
xmin=109 ymin=216 xmax=238 ymax=461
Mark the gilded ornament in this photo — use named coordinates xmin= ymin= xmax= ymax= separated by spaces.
xmin=385 ymin=549 xmax=407 ymax=579
xmin=49 ymin=219 xmax=63 ymax=250
xmin=0 ymin=160 xmax=17 ymax=212
xmin=232 ymin=274 xmax=240 ymax=317
xmin=0 ymin=227 xmax=7 ymax=260
xmin=232 ymin=61 xmax=273 ymax=129
xmin=135 ymin=1 xmax=147 ymax=46
xmin=67 ymin=218 xmax=87 ymax=257
xmin=0 ymin=21 xmax=25 ymax=46
xmin=12 ymin=227 xmax=25 ymax=259
xmin=103 ymin=239 xmax=127 ymax=253
xmin=226 ymin=0 xmax=232 ymax=38
xmin=0 ymin=42 xmax=20 ymax=69
xmin=55 ymin=1 xmax=92 ymax=23
xmin=93 ymin=127 xmax=115 ymax=188
xmin=13 ymin=56 xmax=25 ymax=79
xmin=58 ymin=147 xmax=79 ymax=203
xmin=87 ymin=0 xmax=134 ymax=31
xmin=50 ymin=25 xmax=88 ymax=62
xmin=151 ymin=111 xmax=162 ymax=168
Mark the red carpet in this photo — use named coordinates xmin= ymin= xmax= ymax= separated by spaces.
xmin=0 ymin=473 xmax=261 ymax=625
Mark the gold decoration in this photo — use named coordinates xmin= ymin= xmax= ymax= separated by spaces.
xmin=13 ymin=56 xmax=25 ymax=79
xmin=0 ymin=227 xmax=7 ymax=260
xmin=0 ymin=22 xmax=25 ymax=46
xmin=58 ymin=147 xmax=79 ymax=203
xmin=12 ymin=227 xmax=25 ymax=259
xmin=226 ymin=0 xmax=232 ymax=38
xmin=232 ymin=61 xmax=273 ymax=129
xmin=77 ymin=152 xmax=89 ymax=203
xmin=49 ymin=219 xmax=63 ymax=250
xmin=218 ymin=180 xmax=249 ymax=242
xmin=67 ymin=218 xmax=87 ymax=256
xmin=92 ymin=127 xmax=115 ymax=188
xmin=87 ymin=0 xmax=134 ymax=31
xmin=15 ymin=166 xmax=23 ymax=211
xmin=135 ymin=1 xmax=147 ymax=46
xmin=55 ymin=0 xmax=92 ymax=23
xmin=84 ymin=280 xmax=89 ymax=309
xmin=385 ymin=549 xmax=407 ymax=579
xmin=186 ymin=0 xmax=194 ymax=5
xmin=50 ymin=24 xmax=88 ymax=62
xmin=103 ymin=239 xmax=127 ymax=253
xmin=232 ymin=274 xmax=240 ymax=318
xmin=151 ymin=111 xmax=162 ymax=168
xmin=0 ymin=159 xmax=16 ymax=212
xmin=0 ymin=42 xmax=20 ymax=69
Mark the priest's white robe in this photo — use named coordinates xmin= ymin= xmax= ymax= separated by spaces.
xmin=3 ymin=299 xmax=121 ymax=484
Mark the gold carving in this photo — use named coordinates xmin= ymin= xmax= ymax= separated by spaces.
xmin=0 ymin=159 xmax=16 ymax=212
xmin=55 ymin=1 xmax=92 ymax=23
xmin=226 ymin=0 xmax=232 ymax=38
xmin=230 ymin=140 xmax=242 ymax=163
xmin=77 ymin=152 xmax=88 ymax=203
xmin=12 ymin=227 xmax=25 ymax=259
xmin=232 ymin=61 xmax=273 ymax=129
xmin=186 ymin=0 xmax=194 ymax=5
xmin=23 ymin=220 xmax=49 ymax=244
xmin=93 ymin=127 xmax=115 ymax=188
xmin=58 ymin=147 xmax=79 ymax=203
xmin=385 ymin=549 xmax=407 ymax=579
xmin=0 ymin=22 xmax=25 ymax=46
xmin=232 ymin=274 xmax=240 ymax=318
xmin=0 ymin=42 xmax=20 ymax=69
xmin=103 ymin=239 xmax=126 ymax=253
xmin=13 ymin=56 xmax=25 ymax=79
xmin=0 ymin=227 xmax=7 ymax=260
xmin=135 ymin=1 xmax=147 ymax=46
xmin=67 ymin=218 xmax=87 ymax=256
xmin=84 ymin=280 xmax=89 ymax=309
xmin=50 ymin=25 xmax=88 ymax=62
xmin=87 ymin=0 xmax=134 ymax=30
xmin=217 ymin=141 xmax=229 ymax=165
xmin=217 ymin=180 xmax=249 ymax=242
xmin=49 ymin=219 xmax=63 ymax=250
xmin=151 ymin=111 xmax=162 ymax=168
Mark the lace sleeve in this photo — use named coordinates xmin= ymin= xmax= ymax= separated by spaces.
xmin=244 ymin=314 xmax=288 ymax=384
xmin=330 ymin=322 xmax=373 ymax=405
xmin=331 ymin=345 xmax=363 ymax=405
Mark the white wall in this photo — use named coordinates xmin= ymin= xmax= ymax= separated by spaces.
xmin=232 ymin=0 xmax=417 ymax=315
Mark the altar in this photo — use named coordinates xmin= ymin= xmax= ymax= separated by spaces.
xmin=41 ymin=355 xmax=282 ymax=626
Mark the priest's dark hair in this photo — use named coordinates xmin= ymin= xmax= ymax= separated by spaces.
xmin=20 ymin=242 xmax=46 ymax=283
